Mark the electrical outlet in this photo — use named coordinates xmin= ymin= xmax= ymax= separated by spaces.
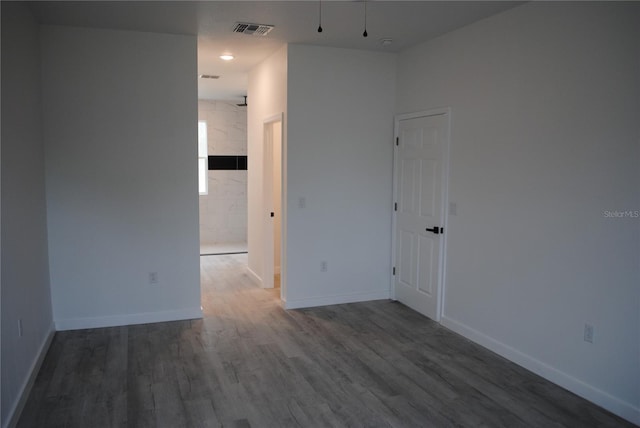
xmin=320 ymin=261 xmax=328 ymax=272
xmin=18 ymin=319 xmax=23 ymax=337
xmin=584 ymin=323 xmax=594 ymax=344
xmin=149 ymin=272 xmax=159 ymax=285
xmin=298 ymin=197 xmax=306 ymax=209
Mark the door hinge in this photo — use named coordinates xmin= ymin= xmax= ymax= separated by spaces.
xmin=394 ymin=202 xmax=397 ymax=211
xmin=393 ymin=267 xmax=396 ymax=275
xmin=396 ymin=137 xmax=399 ymax=146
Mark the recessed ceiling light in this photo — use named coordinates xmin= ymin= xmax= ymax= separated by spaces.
xmin=220 ymin=54 xmax=235 ymax=61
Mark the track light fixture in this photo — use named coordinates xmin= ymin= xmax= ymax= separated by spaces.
xmin=363 ymin=1 xmax=368 ymax=38
xmin=314 ymin=1 xmax=370 ymax=38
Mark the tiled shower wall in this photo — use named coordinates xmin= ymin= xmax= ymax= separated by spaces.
xmin=198 ymin=100 xmax=247 ymax=246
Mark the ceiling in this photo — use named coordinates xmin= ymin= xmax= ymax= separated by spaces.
xmin=28 ymin=1 xmax=521 ymax=102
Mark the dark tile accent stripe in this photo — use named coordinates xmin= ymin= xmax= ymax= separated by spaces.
xmin=237 ymin=156 xmax=247 ymax=170
xmin=208 ymin=155 xmax=248 ymax=170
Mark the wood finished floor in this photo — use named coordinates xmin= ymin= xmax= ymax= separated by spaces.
xmin=18 ymin=254 xmax=633 ymax=428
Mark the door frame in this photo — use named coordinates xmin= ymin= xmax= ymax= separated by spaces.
xmin=262 ymin=113 xmax=285 ymax=300
xmin=391 ymin=107 xmax=451 ymax=322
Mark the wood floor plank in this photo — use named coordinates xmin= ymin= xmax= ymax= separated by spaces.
xmin=17 ymin=254 xmax=635 ymax=428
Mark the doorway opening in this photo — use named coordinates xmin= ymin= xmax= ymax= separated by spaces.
xmin=197 ymin=100 xmax=249 ymax=256
xmin=262 ymin=114 xmax=284 ymax=299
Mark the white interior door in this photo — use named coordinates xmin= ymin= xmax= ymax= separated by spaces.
xmin=262 ymin=116 xmax=283 ymax=291
xmin=272 ymin=121 xmax=282 ymax=278
xmin=263 ymin=121 xmax=275 ymax=289
xmin=393 ymin=111 xmax=449 ymax=321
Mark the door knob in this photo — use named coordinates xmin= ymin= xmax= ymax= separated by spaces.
xmin=426 ymin=227 xmax=443 ymax=234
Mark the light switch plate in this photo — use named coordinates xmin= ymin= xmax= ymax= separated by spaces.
xmin=449 ymin=202 xmax=457 ymax=216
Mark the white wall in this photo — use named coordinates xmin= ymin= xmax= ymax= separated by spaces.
xmin=285 ymin=45 xmax=396 ymax=308
xmin=41 ymin=25 xmax=201 ymax=330
xmin=247 ymin=45 xmax=288 ymax=285
xmin=396 ymin=2 xmax=640 ymax=422
xmin=1 ymin=3 xmax=54 ymax=426
xmin=198 ymin=100 xmax=248 ymax=247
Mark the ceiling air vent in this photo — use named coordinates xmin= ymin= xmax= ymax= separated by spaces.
xmin=232 ymin=22 xmax=274 ymax=36
xmin=199 ymin=75 xmax=220 ymax=79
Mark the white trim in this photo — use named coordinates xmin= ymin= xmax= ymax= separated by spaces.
xmin=284 ymin=290 xmax=390 ymax=310
xmin=439 ymin=108 xmax=452 ymax=324
xmin=263 ymin=113 xmax=283 ymax=125
xmin=391 ymin=107 xmax=451 ymax=321
xmin=246 ymin=266 xmax=263 ymax=287
xmin=390 ymin=120 xmax=399 ymax=301
xmin=279 ymin=112 xmax=287 ymax=304
xmin=197 ymin=120 xmax=208 ymax=196
xmin=55 ymin=307 xmax=202 ymax=331
xmin=395 ymin=107 xmax=449 ymax=122
xmin=5 ymin=324 xmax=55 ymax=428
xmin=441 ymin=315 xmax=640 ymax=425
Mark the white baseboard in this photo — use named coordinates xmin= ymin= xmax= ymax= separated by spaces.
xmin=5 ymin=323 xmax=55 ymax=428
xmin=55 ymin=307 xmax=202 ymax=331
xmin=284 ymin=289 xmax=390 ymax=310
xmin=441 ymin=315 xmax=640 ymax=425
xmin=246 ymin=266 xmax=262 ymax=287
